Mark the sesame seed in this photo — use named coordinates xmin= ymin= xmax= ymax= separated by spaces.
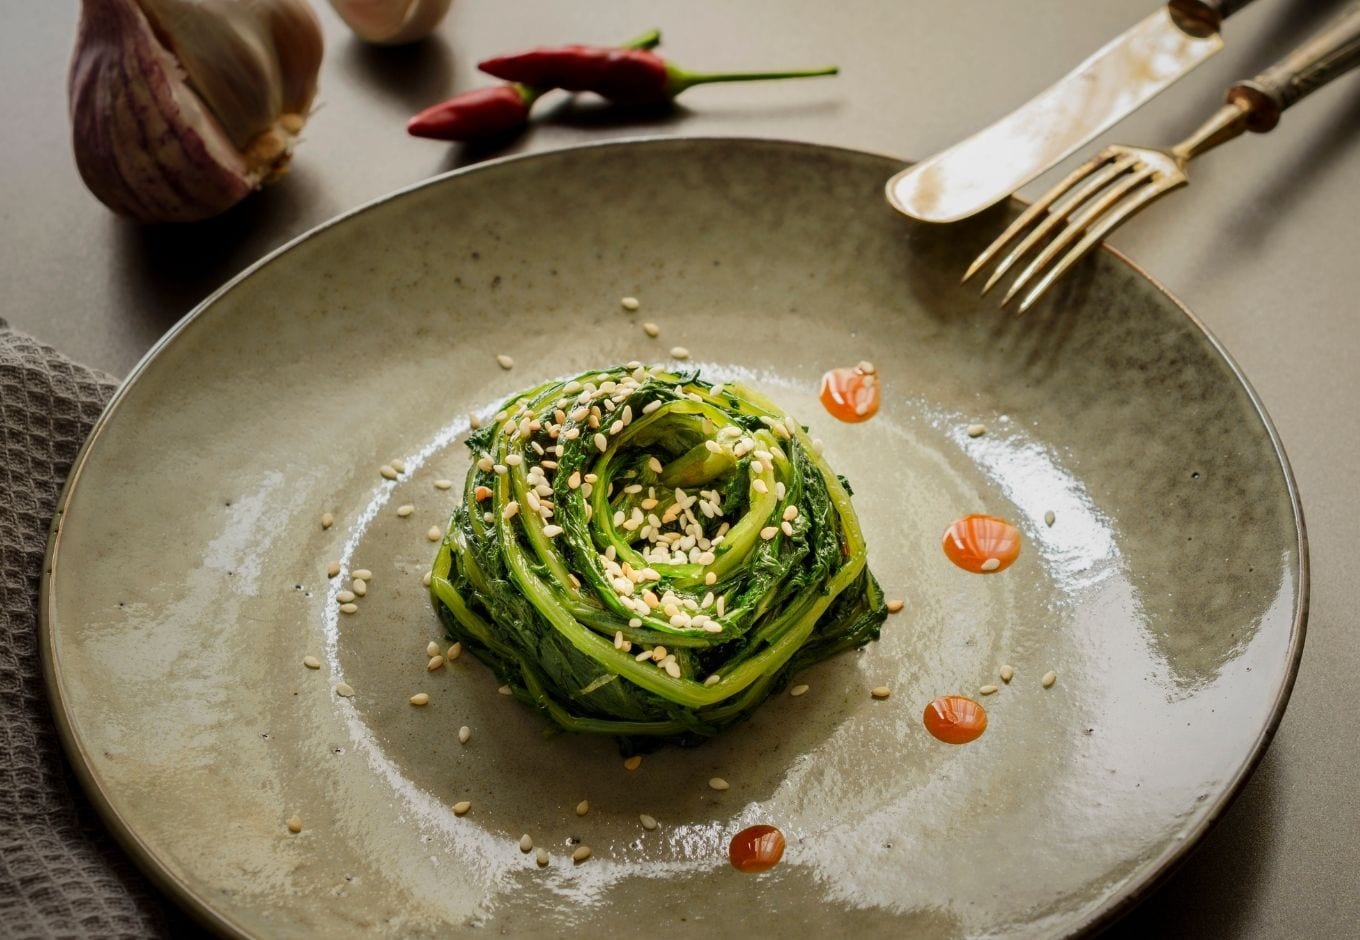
xmin=335 ymin=682 xmax=354 ymax=697
xmin=519 ymin=834 xmax=533 ymax=853
xmin=352 ymin=578 xmax=367 ymax=596
xmin=760 ymin=526 xmax=779 ymax=541
xmin=320 ymin=512 xmax=334 ymax=529
xmin=704 ymin=571 xmax=717 ymax=585
xmin=477 ymin=456 xmax=494 ymax=472
xmin=505 ymin=453 xmax=523 ymax=467
xmin=397 ymin=504 xmax=415 ymax=517
xmin=980 ymin=558 xmax=1001 ymax=572
xmin=642 ymin=400 xmax=661 ymax=415
xmin=594 ymin=432 xmax=608 ymax=452
xmin=303 ymin=655 xmax=321 ymax=669
xmin=426 ymin=641 xmax=441 ymax=657
xmin=1042 ymin=670 xmax=1057 ymax=688
xmin=870 ymin=686 xmax=891 ymax=700
xmin=339 ymin=603 xmax=358 ymax=614
xmin=1044 ymin=510 xmax=1056 ymax=527
xmin=643 ymin=322 xmax=660 ymax=337
xmin=980 ymin=685 xmax=999 ymax=696
xmin=790 ymin=684 xmax=809 ymax=697
xmin=337 ymin=590 xmax=356 ymax=603
xmin=496 ymin=354 xmax=514 ymax=370
xmin=287 ymin=815 xmax=303 ymax=833
xmin=621 ymin=296 xmax=640 ymax=311
xmin=669 ymin=346 xmax=690 ymax=360
xmin=536 ymin=847 xmax=550 ymax=866
xmin=967 ymin=424 xmax=987 ymax=438
xmin=575 ymin=800 xmax=590 ymax=817
xmin=469 ymin=412 xmax=482 ymax=429
xmin=502 ymin=501 xmax=520 ymax=519
xmin=781 ymin=520 xmax=794 ymax=536
xmin=886 ymin=599 xmax=905 ymax=613
xmin=752 ymin=479 xmax=769 ymax=495
xmin=422 ymin=571 xmax=432 ymax=587
xmin=427 ymin=526 xmax=442 ymax=542
xmin=409 ymin=692 xmax=430 ymax=706
xmin=542 ymin=525 xmax=563 ymax=538
xmin=623 ymin=755 xmax=642 ymax=771
xmin=498 ymin=685 xmax=512 ymax=695
xmin=326 ymin=562 xmax=340 ymax=578
xmin=572 ymin=846 xmax=592 ymax=864
xmin=639 ymin=813 xmax=658 ymax=831
xmin=448 ymin=642 xmax=462 ymax=661
xmin=1000 ymin=665 xmax=1014 ymax=683
xmin=427 ymin=655 xmax=445 ymax=671
xmin=783 ymin=506 xmax=799 ymax=521
xmin=704 ymin=674 xmax=721 ymax=686
xmin=452 ymin=801 xmax=472 ymax=816
xmin=664 ymin=661 xmax=681 ymax=678
xmin=380 ymin=465 xmax=398 ymax=480
xmin=353 ymin=569 xmax=372 ymax=581
xmin=434 ymin=479 xmax=454 ymax=490
xmin=459 ymin=725 xmax=471 ymax=744
xmin=708 ymin=777 xmax=730 ymax=791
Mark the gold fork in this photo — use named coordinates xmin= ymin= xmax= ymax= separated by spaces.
xmin=965 ymin=2 xmax=1360 ymax=313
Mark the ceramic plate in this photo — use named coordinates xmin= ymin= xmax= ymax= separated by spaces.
xmin=42 ymin=138 xmax=1306 ymax=938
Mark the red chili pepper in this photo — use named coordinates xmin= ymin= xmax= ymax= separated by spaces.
xmin=478 ymin=47 xmax=838 ymax=105
xmin=407 ymin=29 xmax=663 ymax=142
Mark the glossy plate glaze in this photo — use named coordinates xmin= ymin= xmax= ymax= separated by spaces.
xmin=41 ymin=139 xmax=1306 ymax=938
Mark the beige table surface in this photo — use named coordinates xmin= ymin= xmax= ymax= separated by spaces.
xmin=4 ymin=1 xmax=1357 ymax=935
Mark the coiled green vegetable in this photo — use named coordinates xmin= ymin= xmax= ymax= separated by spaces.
xmin=430 ymin=364 xmax=887 ymax=751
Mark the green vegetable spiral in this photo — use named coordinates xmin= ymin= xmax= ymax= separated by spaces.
xmin=430 ymin=364 xmax=887 ymax=751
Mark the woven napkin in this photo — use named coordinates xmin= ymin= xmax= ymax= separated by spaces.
xmin=0 ymin=322 xmax=181 ymax=938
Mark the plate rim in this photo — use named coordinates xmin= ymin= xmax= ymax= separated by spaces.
xmin=38 ymin=134 xmax=1309 ymax=939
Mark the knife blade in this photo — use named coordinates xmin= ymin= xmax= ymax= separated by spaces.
xmin=886 ymin=1 xmax=1254 ymax=223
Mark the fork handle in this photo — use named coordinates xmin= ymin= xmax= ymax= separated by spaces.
xmin=1228 ymin=3 xmax=1360 ymax=131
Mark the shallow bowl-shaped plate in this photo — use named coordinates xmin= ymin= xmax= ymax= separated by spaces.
xmin=43 ymin=138 xmax=1305 ymax=938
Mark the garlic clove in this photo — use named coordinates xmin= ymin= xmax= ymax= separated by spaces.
xmin=69 ymin=0 xmax=323 ymax=224
xmin=329 ymin=0 xmax=453 ymax=46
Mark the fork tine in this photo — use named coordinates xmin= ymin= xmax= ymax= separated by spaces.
xmin=1015 ymin=178 xmax=1181 ymax=313
xmin=961 ymin=151 xmax=1118 ymax=284
xmin=1000 ymin=165 xmax=1158 ymax=307
xmin=978 ymin=153 xmax=1140 ymax=295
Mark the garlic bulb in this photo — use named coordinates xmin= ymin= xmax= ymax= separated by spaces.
xmin=329 ymin=0 xmax=452 ymax=45
xmin=69 ymin=0 xmax=324 ymax=224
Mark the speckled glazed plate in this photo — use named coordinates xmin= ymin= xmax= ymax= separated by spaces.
xmin=42 ymin=138 xmax=1306 ymax=938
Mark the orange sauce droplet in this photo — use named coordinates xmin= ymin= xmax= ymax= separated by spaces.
xmin=819 ymin=364 xmax=880 ymax=423
xmin=728 ymin=824 xmax=786 ymax=873
xmin=923 ymin=695 xmax=988 ymax=744
xmin=942 ymin=513 xmax=1021 ymax=573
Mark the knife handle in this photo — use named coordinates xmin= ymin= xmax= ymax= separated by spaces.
xmin=1228 ymin=2 xmax=1360 ymax=131
xmin=1169 ymin=0 xmax=1256 ymax=35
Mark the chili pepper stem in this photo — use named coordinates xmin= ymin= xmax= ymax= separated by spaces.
xmin=622 ymin=28 xmax=663 ymax=51
xmin=665 ymin=64 xmax=839 ymax=97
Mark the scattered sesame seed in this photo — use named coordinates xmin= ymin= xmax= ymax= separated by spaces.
xmin=1044 ymin=510 xmax=1056 ymax=527
xmin=639 ymin=813 xmax=658 ymax=830
xmin=353 ymin=569 xmax=372 ymax=581
xmin=623 ymin=755 xmax=643 ymax=771
xmin=621 ymin=296 xmax=640 ymax=311
xmin=752 ymin=479 xmax=769 ymax=495
xmin=790 ymin=684 xmax=809 ymax=697
xmin=575 ymin=800 xmax=590 ymax=817
xmin=502 ymin=501 xmax=520 ymax=520
xmin=303 ymin=656 xmax=321 ymax=670
xmin=427 ymin=526 xmax=442 ymax=542
xmin=870 ymin=686 xmax=891 ymax=700
xmin=643 ymin=322 xmax=660 ymax=337
xmin=427 ymin=655 xmax=445 ymax=672
xmin=335 ymin=682 xmax=354 ymax=697
xmin=664 ymin=661 xmax=681 ymax=678
xmin=1000 ymin=665 xmax=1014 ymax=683
xmin=542 ymin=524 xmax=563 ymax=538
xmin=447 ymin=642 xmax=462 ymax=661
xmin=886 ymin=599 xmax=905 ymax=613
xmin=339 ymin=603 xmax=359 ymax=614
xmin=519 ymin=834 xmax=533 ymax=853
xmin=452 ymin=800 xmax=472 ymax=816
xmin=594 ymin=432 xmax=608 ymax=452
xmin=409 ymin=692 xmax=430 ymax=706
xmin=496 ymin=354 xmax=514 ymax=370
xmin=669 ymin=346 xmax=690 ymax=360
xmin=352 ymin=578 xmax=367 ymax=596
xmin=326 ymin=561 xmax=340 ymax=578
xmin=980 ymin=558 xmax=1001 ymax=572
xmin=422 ymin=571 xmax=432 ymax=587
xmin=980 ymin=685 xmax=999 ymax=695
xmin=397 ymin=504 xmax=415 ymax=517
xmin=536 ymin=847 xmax=550 ymax=866
xmin=380 ymin=465 xmax=398 ymax=480
xmin=434 ymin=479 xmax=454 ymax=490
xmin=708 ymin=777 xmax=730 ymax=791
xmin=704 ymin=571 xmax=717 ymax=586
xmin=498 ymin=685 xmax=512 ymax=695
xmin=781 ymin=520 xmax=795 ymax=537
xmin=287 ymin=815 xmax=303 ymax=833
xmin=320 ymin=512 xmax=334 ymax=529
xmin=967 ymin=424 xmax=987 ymax=438
xmin=336 ymin=590 xmax=356 ymax=603
xmin=572 ymin=846 xmax=592 ymax=864
xmin=760 ymin=526 xmax=779 ymax=541
xmin=1042 ymin=670 xmax=1057 ymax=688
xmin=704 ymin=674 xmax=721 ymax=686
xmin=426 ymin=641 xmax=441 ymax=657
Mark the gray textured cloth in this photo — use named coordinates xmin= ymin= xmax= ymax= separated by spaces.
xmin=0 ymin=323 xmax=177 ymax=938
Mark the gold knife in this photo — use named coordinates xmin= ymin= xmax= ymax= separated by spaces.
xmin=886 ymin=0 xmax=1257 ymax=223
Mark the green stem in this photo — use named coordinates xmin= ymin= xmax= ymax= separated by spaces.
xmin=666 ymin=64 xmax=839 ymax=97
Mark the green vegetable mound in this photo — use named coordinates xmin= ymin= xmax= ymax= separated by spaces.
xmin=430 ymin=364 xmax=887 ymax=751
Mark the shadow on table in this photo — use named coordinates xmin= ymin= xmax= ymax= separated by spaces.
xmin=340 ymin=33 xmax=455 ymax=113
xmin=1103 ymin=743 xmax=1285 ymax=937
